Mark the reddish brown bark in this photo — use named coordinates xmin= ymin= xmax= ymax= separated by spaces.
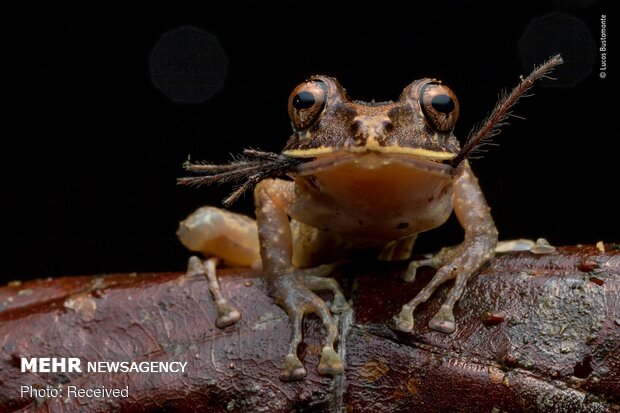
xmin=0 ymin=245 xmax=618 ymax=412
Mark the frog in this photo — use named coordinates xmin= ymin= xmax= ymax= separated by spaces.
xmin=177 ymin=55 xmax=562 ymax=382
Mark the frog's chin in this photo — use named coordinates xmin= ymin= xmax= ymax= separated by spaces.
xmin=287 ymin=150 xmax=455 ymax=239
xmin=292 ymin=150 xmax=454 ymax=177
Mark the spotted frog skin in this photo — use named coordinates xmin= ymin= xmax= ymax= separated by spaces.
xmin=178 ymin=75 xmax=498 ymax=381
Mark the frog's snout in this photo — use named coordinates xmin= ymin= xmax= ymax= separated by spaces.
xmin=350 ymin=114 xmax=393 ymax=147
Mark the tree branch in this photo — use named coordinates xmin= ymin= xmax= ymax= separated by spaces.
xmin=1 ymin=245 xmax=618 ymax=412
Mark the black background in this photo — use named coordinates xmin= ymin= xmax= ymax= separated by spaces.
xmin=3 ymin=1 xmax=616 ymax=281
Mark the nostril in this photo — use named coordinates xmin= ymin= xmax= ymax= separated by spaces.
xmin=351 ymin=120 xmax=363 ymax=136
xmin=382 ymin=120 xmax=394 ymax=133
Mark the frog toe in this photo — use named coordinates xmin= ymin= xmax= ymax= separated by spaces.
xmin=402 ymin=260 xmax=421 ymax=283
xmin=391 ymin=307 xmax=414 ymax=332
xmin=215 ymin=301 xmax=241 ymax=328
xmin=330 ymin=295 xmax=350 ymax=314
xmin=280 ymin=354 xmax=307 ymax=382
xmin=429 ymin=318 xmax=456 ymax=334
xmin=428 ymin=305 xmax=456 ymax=334
xmin=318 ymin=347 xmax=344 ymax=375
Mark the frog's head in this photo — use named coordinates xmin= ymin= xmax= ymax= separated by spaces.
xmin=180 ymin=56 xmax=561 ymax=206
xmin=282 ymin=75 xmax=460 ymax=163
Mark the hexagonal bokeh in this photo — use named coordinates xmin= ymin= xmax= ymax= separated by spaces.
xmin=519 ymin=12 xmax=596 ymax=87
xmin=149 ymin=26 xmax=228 ymax=103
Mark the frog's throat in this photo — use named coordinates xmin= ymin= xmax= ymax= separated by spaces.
xmin=282 ymin=145 xmax=457 ymax=161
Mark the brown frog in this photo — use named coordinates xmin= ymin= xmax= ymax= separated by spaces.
xmin=177 ymin=55 xmax=562 ymax=381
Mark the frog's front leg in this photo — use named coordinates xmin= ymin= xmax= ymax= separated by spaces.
xmin=393 ymin=161 xmax=498 ymax=334
xmin=255 ymin=178 xmax=346 ymax=381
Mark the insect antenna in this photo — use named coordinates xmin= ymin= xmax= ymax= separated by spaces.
xmin=178 ymin=149 xmax=302 ymax=206
xmin=451 ymin=54 xmax=563 ymax=167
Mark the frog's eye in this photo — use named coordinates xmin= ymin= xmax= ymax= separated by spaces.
xmin=419 ymin=82 xmax=459 ymax=133
xmin=288 ymin=80 xmax=328 ymax=131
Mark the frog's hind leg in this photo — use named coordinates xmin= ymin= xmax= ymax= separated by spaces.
xmin=378 ymin=235 xmax=417 ymax=262
xmin=177 ymin=206 xmax=261 ymax=268
xmin=179 ymin=206 xmax=261 ymax=329
xmin=187 ymin=256 xmax=241 ymax=328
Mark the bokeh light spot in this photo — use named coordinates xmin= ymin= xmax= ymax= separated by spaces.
xmin=149 ymin=26 xmax=228 ymax=103
xmin=519 ymin=12 xmax=596 ymax=87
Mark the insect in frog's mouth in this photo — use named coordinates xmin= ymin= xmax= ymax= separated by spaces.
xmin=178 ymin=147 xmax=454 ymax=207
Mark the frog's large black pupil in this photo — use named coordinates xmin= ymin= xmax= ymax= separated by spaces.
xmin=431 ymin=95 xmax=455 ymax=114
xmin=293 ymin=91 xmax=316 ymax=110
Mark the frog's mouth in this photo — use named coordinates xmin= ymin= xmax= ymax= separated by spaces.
xmin=292 ymin=150 xmax=454 ymax=177
xmin=295 ymin=150 xmax=454 ymax=176
xmin=283 ymin=145 xmax=457 ymax=163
